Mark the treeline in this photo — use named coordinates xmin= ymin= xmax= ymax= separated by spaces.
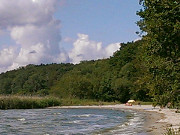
xmin=0 ymin=41 xmax=148 ymax=103
xmin=0 ymin=0 xmax=179 ymax=108
xmin=50 ymin=40 xmax=149 ymax=103
xmin=0 ymin=63 xmax=74 ymax=95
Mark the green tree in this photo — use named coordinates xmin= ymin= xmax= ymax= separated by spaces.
xmin=137 ymin=0 xmax=180 ymax=106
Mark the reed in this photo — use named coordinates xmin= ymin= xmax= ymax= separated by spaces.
xmin=0 ymin=95 xmax=120 ymax=109
xmin=0 ymin=95 xmax=62 ymax=109
xmin=164 ymin=128 xmax=180 ymax=135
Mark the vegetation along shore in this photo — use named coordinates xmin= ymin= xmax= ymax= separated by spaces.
xmin=0 ymin=0 xmax=179 ymax=134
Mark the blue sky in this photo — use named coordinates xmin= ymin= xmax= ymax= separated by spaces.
xmin=0 ymin=0 xmax=142 ymax=73
xmin=55 ymin=0 xmax=142 ymax=50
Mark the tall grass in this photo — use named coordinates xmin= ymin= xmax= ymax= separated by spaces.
xmin=60 ymin=98 xmax=120 ymax=106
xmin=0 ymin=95 xmax=62 ymax=109
xmin=0 ymin=96 xmax=120 ymax=109
xmin=164 ymin=128 xmax=180 ymax=135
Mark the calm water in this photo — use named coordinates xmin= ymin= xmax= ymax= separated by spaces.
xmin=0 ymin=108 xmax=147 ymax=135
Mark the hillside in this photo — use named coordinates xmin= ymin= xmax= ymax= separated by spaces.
xmin=0 ymin=41 xmax=148 ymax=103
xmin=0 ymin=63 xmax=74 ymax=95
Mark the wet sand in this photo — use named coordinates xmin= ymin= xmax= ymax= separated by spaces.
xmin=49 ymin=104 xmax=180 ymax=134
xmin=144 ymin=111 xmax=168 ymax=135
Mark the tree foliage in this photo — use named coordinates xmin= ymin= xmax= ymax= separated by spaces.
xmin=137 ymin=0 xmax=180 ymax=106
xmin=0 ymin=64 xmax=74 ymax=95
xmin=0 ymin=41 xmax=146 ymax=103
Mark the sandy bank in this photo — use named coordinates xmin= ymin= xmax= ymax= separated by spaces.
xmin=49 ymin=104 xmax=180 ymax=134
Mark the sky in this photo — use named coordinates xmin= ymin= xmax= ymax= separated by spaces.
xmin=0 ymin=0 xmax=142 ymax=73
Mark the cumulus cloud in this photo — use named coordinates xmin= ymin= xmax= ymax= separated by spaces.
xmin=105 ymin=43 xmax=121 ymax=56
xmin=69 ymin=34 xmax=120 ymax=64
xmin=134 ymin=37 xmax=142 ymax=42
xmin=0 ymin=47 xmax=17 ymax=67
xmin=10 ymin=20 xmax=62 ymax=64
xmin=0 ymin=47 xmax=18 ymax=73
xmin=0 ymin=0 xmax=70 ymax=73
xmin=0 ymin=0 xmax=120 ymax=73
xmin=0 ymin=0 xmax=57 ymax=29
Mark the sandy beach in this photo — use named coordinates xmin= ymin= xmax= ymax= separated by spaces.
xmin=49 ymin=104 xmax=180 ymax=135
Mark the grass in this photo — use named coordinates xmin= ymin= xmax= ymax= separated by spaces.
xmin=0 ymin=95 xmax=121 ymax=109
xmin=60 ymin=98 xmax=120 ymax=106
xmin=164 ymin=128 xmax=180 ymax=135
xmin=133 ymin=101 xmax=153 ymax=105
xmin=1 ymin=95 xmax=155 ymax=109
xmin=0 ymin=95 xmax=62 ymax=109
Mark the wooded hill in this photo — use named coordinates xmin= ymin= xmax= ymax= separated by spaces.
xmin=0 ymin=41 xmax=146 ymax=103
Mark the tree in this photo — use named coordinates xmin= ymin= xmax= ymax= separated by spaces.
xmin=137 ymin=0 xmax=180 ymax=106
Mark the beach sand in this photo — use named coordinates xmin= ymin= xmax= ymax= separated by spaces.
xmin=49 ymin=104 xmax=180 ymax=134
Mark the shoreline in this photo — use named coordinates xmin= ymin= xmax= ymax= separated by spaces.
xmin=49 ymin=104 xmax=180 ymax=134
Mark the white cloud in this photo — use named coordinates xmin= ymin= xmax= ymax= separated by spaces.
xmin=0 ymin=0 xmax=70 ymax=73
xmin=10 ymin=21 xmax=61 ymax=48
xmin=0 ymin=0 xmax=120 ymax=73
xmin=69 ymin=34 xmax=120 ymax=64
xmin=134 ymin=37 xmax=142 ymax=42
xmin=0 ymin=47 xmax=17 ymax=67
xmin=105 ymin=43 xmax=120 ymax=56
xmin=0 ymin=0 xmax=58 ymax=29
xmin=0 ymin=47 xmax=17 ymax=73
xmin=0 ymin=32 xmax=120 ymax=73
xmin=15 ymin=43 xmax=46 ymax=65
xmin=10 ymin=20 xmax=62 ymax=62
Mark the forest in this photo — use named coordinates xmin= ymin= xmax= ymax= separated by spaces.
xmin=0 ymin=0 xmax=179 ymax=108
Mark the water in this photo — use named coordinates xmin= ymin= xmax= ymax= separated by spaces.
xmin=0 ymin=108 xmax=147 ymax=135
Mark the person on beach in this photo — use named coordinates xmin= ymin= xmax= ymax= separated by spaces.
xmin=125 ymin=102 xmax=132 ymax=106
